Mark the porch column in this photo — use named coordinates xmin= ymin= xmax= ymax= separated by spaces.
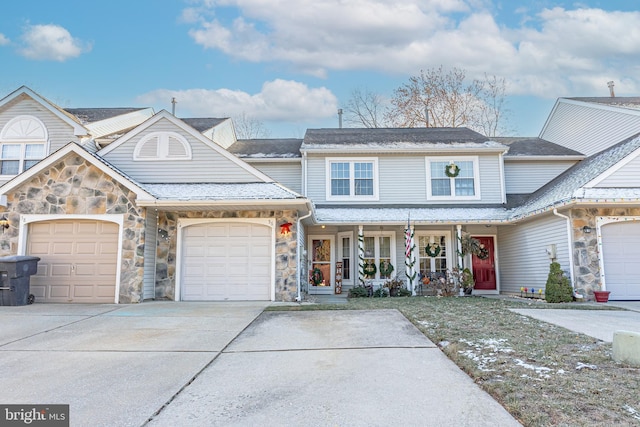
xmin=456 ymin=224 xmax=463 ymax=269
xmin=358 ymin=225 xmax=365 ymax=286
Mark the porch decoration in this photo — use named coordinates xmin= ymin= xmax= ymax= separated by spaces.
xmin=379 ymin=260 xmax=394 ymax=277
xmin=404 ymin=216 xmax=417 ymax=295
xmin=358 ymin=226 xmax=365 ymax=286
xmin=476 ymin=246 xmax=490 ymax=260
xmin=279 ymin=222 xmax=292 ymax=236
xmin=310 ymin=267 xmax=324 ymax=287
xmin=425 ymin=242 xmax=441 ymax=258
xmin=445 ymin=162 xmax=461 ymax=178
xmin=363 ymin=261 xmax=377 ymax=277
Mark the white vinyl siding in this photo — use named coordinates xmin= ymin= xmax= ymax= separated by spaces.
xmin=102 ymin=118 xmax=259 ymax=183
xmin=541 ymin=99 xmax=640 ymax=156
xmin=0 ymin=98 xmax=81 ymax=153
xmin=143 ymin=208 xmax=158 ymax=300
xmin=504 ymin=160 xmax=577 ymax=194
xmin=251 ymin=161 xmax=302 ymax=193
xmin=497 ymin=215 xmax=570 ymax=295
xmin=595 ymin=155 xmax=640 ymax=187
xmin=307 ymin=153 xmax=503 ymax=204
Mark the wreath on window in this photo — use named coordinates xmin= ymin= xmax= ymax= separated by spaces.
xmin=476 ymin=247 xmax=490 ymax=260
xmin=363 ymin=261 xmax=377 ymax=276
xmin=425 ymin=243 xmax=441 ymax=258
xmin=310 ymin=267 xmax=324 ymax=286
xmin=379 ymin=260 xmax=394 ymax=276
xmin=445 ymin=162 xmax=460 ymax=178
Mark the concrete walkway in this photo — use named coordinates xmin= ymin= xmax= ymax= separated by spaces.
xmin=1 ymin=304 xmax=520 ymax=427
xmin=511 ymin=301 xmax=640 ymax=342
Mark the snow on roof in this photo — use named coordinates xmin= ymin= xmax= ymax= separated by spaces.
xmin=314 ymin=207 xmax=510 ymax=224
xmin=143 ymin=182 xmax=302 ymax=200
xmin=301 ymin=141 xmax=507 ymax=152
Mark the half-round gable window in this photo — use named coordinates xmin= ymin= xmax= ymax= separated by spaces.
xmin=133 ymin=131 xmax=192 ymax=161
xmin=0 ymin=115 xmax=48 ymax=176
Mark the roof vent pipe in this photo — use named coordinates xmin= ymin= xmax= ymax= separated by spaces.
xmin=607 ymin=81 xmax=615 ymax=97
xmin=171 ymin=97 xmax=177 ymax=115
xmin=338 ymin=109 xmax=343 ymax=128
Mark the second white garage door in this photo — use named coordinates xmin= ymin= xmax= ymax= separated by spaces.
xmin=181 ymin=222 xmax=272 ymax=301
xmin=601 ymin=221 xmax=640 ymax=300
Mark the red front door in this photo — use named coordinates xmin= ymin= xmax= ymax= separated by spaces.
xmin=472 ymin=236 xmax=496 ymax=290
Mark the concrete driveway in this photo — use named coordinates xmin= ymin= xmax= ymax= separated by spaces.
xmin=1 ymin=303 xmax=520 ymax=427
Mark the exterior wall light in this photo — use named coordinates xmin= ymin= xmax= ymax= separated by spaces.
xmin=582 ymin=225 xmax=592 ymax=234
xmin=280 ymin=222 xmax=292 ymax=236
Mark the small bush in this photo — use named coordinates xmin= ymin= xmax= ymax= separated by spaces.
xmin=348 ymin=286 xmax=369 ymax=298
xmin=545 ymin=262 xmax=573 ymax=303
xmin=397 ymin=288 xmax=412 ymax=297
xmin=373 ymin=287 xmax=389 ymax=298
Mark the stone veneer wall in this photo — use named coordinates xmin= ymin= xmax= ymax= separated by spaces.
xmin=0 ymin=155 xmax=146 ymax=303
xmin=571 ymin=207 xmax=640 ymax=299
xmin=155 ymin=210 xmax=298 ymax=301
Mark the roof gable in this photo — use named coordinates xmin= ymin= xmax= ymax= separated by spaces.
xmin=97 ymin=110 xmax=273 ymax=183
xmin=0 ymin=86 xmax=88 ymax=136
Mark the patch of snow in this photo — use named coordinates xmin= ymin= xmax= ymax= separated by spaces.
xmin=623 ymin=405 xmax=640 ymax=421
xmin=315 ymin=207 xmax=510 ymax=223
xmin=513 ymin=358 xmax=552 ymax=378
xmin=575 ymin=362 xmax=598 ymax=370
xmin=144 ymin=182 xmax=300 ymax=200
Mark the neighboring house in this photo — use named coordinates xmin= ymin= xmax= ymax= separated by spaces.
xmin=0 ymin=86 xmax=639 ymax=303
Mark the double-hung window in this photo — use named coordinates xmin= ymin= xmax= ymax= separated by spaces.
xmin=426 ymin=157 xmax=480 ymax=200
xmin=326 ymin=158 xmax=378 ymax=201
xmin=0 ymin=115 xmax=48 ymax=177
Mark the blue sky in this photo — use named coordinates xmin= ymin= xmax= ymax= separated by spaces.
xmin=1 ymin=0 xmax=638 ymax=138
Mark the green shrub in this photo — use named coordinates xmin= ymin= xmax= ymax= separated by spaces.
xmin=397 ymin=288 xmax=412 ymax=297
xmin=348 ymin=286 xmax=369 ymax=298
xmin=545 ymin=262 xmax=573 ymax=303
xmin=373 ymin=287 xmax=389 ymax=297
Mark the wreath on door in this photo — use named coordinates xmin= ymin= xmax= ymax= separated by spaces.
xmin=310 ymin=268 xmax=324 ymax=286
xmin=476 ymin=247 xmax=490 ymax=260
xmin=425 ymin=243 xmax=441 ymax=258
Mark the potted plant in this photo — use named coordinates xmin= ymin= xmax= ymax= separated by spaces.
xmin=384 ymin=276 xmax=405 ymax=297
xmin=593 ymin=285 xmax=611 ymax=303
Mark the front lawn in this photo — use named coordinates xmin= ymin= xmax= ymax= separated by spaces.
xmin=268 ymin=297 xmax=640 ymax=426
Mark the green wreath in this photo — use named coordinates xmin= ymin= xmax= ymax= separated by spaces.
xmin=311 ymin=267 xmax=324 ymax=286
xmin=363 ymin=261 xmax=377 ymax=277
xmin=476 ymin=247 xmax=490 ymax=260
xmin=425 ymin=243 xmax=441 ymax=258
xmin=379 ymin=260 xmax=394 ymax=276
xmin=445 ymin=163 xmax=460 ymax=178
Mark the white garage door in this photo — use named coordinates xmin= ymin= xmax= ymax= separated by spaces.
xmin=27 ymin=220 xmax=119 ymax=303
xmin=181 ymin=222 xmax=272 ymax=301
xmin=601 ymin=221 xmax=640 ymax=300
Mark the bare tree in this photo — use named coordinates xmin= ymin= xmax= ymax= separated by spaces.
xmin=344 ymin=87 xmax=390 ymax=128
xmin=234 ymin=112 xmax=271 ymax=139
xmin=385 ymin=66 xmax=509 ymax=136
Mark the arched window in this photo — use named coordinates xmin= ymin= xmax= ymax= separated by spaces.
xmin=0 ymin=115 xmax=48 ymax=176
xmin=133 ymin=131 xmax=192 ymax=161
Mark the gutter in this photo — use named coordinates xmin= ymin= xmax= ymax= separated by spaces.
xmin=296 ymin=202 xmax=314 ymax=302
xmin=552 ymin=208 xmax=576 ymax=293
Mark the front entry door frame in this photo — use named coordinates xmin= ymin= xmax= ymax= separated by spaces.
xmin=308 ymin=235 xmax=335 ymax=295
xmin=470 ymin=234 xmax=499 ymax=294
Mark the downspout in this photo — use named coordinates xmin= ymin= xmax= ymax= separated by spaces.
xmin=295 ymin=205 xmax=313 ymax=302
xmin=552 ymin=209 xmax=576 ymax=292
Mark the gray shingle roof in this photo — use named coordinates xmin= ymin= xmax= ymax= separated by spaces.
xmin=302 ymin=127 xmax=488 ymax=145
xmin=181 ymin=118 xmax=228 ymax=133
xmin=143 ymin=183 xmax=302 ymax=200
xmin=494 ymin=137 xmax=584 ymax=157
xmin=64 ymin=108 xmax=147 ymax=124
xmin=229 ymin=139 xmax=302 ymax=158
xmin=567 ymin=97 xmax=640 ymax=111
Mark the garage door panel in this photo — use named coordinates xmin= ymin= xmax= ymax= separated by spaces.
xmin=602 ymin=221 xmax=640 ymax=300
xmin=182 ymin=222 xmax=271 ymax=301
xmin=28 ymin=220 xmax=118 ymax=303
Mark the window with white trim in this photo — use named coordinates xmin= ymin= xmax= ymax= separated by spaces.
xmin=326 ymin=158 xmax=378 ymax=200
xmin=426 ymin=157 xmax=480 ymax=200
xmin=0 ymin=115 xmax=48 ymax=176
xmin=362 ymin=232 xmax=395 ymax=280
xmin=133 ymin=131 xmax=192 ymax=161
xmin=417 ymin=233 xmax=450 ymax=276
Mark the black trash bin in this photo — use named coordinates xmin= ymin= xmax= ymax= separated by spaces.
xmin=0 ymin=256 xmax=41 ymax=306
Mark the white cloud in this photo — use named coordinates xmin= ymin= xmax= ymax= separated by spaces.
xmin=0 ymin=33 xmax=9 ymax=46
xmin=184 ymin=1 xmax=640 ymax=97
xmin=18 ymin=24 xmax=91 ymax=61
xmin=136 ymin=79 xmax=338 ymax=122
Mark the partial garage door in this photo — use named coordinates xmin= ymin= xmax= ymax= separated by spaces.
xmin=601 ymin=221 xmax=640 ymax=300
xmin=182 ymin=222 xmax=271 ymax=301
xmin=27 ymin=220 xmax=119 ymax=303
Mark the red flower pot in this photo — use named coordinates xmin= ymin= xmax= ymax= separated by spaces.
xmin=593 ymin=290 xmax=611 ymax=303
